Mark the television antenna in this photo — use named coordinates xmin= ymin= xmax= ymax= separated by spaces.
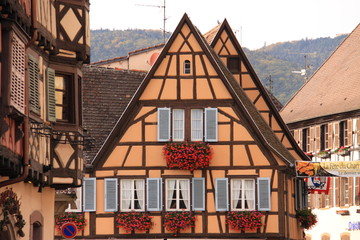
xmin=291 ymin=54 xmax=315 ymax=82
xmin=135 ymin=0 xmax=167 ymax=43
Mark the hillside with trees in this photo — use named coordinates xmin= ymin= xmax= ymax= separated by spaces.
xmin=90 ymin=29 xmax=347 ymax=104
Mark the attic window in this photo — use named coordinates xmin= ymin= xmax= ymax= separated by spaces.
xmin=227 ymin=57 xmax=240 ymax=73
xmin=184 ymin=60 xmax=191 ymax=74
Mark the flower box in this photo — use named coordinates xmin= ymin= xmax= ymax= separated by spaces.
xmin=296 ymin=209 xmax=317 ymax=229
xmin=55 ymin=212 xmax=86 ymax=233
xmin=163 ymin=211 xmax=195 ymax=233
xmin=317 ymin=150 xmax=330 ymax=159
xmin=163 ymin=142 xmax=212 ymax=171
xmin=225 ymin=211 xmax=264 ymax=231
xmin=115 ymin=212 xmax=152 ymax=233
xmin=335 ymin=146 xmax=350 ymax=156
xmin=336 ymin=210 xmax=350 ymax=216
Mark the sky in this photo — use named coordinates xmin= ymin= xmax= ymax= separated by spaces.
xmin=90 ymin=0 xmax=360 ymax=50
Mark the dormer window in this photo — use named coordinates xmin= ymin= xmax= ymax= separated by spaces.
xmin=184 ymin=60 xmax=191 ymax=74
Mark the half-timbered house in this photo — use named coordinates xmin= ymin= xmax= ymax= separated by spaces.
xmin=0 ymin=0 xmax=89 ymax=239
xmin=281 ymin=24 xmax=360 ymax=240
xmin=81 ymin=14 xmax=307 ymax=240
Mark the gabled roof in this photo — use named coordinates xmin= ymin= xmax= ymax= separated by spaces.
xmin=208 ymin=19 xmax=306 ymax=160
xmin=82 ymin=65 xmax=146 ymax=163
xmin=203 ymin=22 xmax=222 ymax=45
xmin=90 ymin=14 xmax=297 ymax=169
xmin=281 ymin=24 xmax=360 ymax=124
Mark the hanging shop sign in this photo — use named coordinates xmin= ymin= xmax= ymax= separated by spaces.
xmin=296 ymin=161 xmax=360 ymax=177
xmin=306 ymin=177 xmax=330 ymax=194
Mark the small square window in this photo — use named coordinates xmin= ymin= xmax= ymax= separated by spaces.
xmin=227 ymin=57 xmax=240 ymax=73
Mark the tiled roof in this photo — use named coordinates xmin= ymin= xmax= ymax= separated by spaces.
xmin=82 ymin=65 xmax=146 ymax=163
xmin=281 ymin=24 xmax=360 ymax=124
xmin=203 ymin=23 xmax=221 ymax=45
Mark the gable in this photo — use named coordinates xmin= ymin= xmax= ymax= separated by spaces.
xmin=210 ymin=20 xmax=307 ymax=161
xmin=91 ymin=14 xmax=297 ymax=169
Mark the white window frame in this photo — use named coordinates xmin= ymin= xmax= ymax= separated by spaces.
xmin=173 ymin=109 xmax=185 ymax=141
xmin=120 ymin=179 xmax=145 ymax=212
xmin=191 ymin=109 xmax=203 ymax=141
xmin=230 ymin=178 xmax=255 ymax=211
xmin=166 ymin=179 xmax=190 ymax=211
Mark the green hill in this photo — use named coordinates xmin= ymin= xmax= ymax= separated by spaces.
xmin=90 ymin=29 xmax=347 ymax=104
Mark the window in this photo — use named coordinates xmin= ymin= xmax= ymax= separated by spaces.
xmin=339 ymin=120 xmax=348 ymax=146
xmin=120 ymin=179 xmax=145 ymax=211
xmin=320 ymin=124 xmax=328 ymax=150
xmin=215 ymin=177 xmax=271 ymax=211
xmin=166 ymin=179 xmax=190 ymax=211
xmin=83 ymin=178 xmax=96 ymax=212
xmin=191 ymin=109 xmax=203 ymax=141
xmin=55 ymin=73 xmax=74 ymax=122
xmin=341 ymin=177 xmax=349 ymax=206
xmin=157 ymin=108 xmax=217 ymax=142
xmin=184 ymin=60 xmax=191 ymax=74
xmin=173 ymin=109 xmax=184 ymax=141
xmin=302 ymin=128 xmax=310 ymax=152
xmin=227 ymin=57 xmax=240 ymax=73
xmin=231 ymin=179 xmax=255 ymax=210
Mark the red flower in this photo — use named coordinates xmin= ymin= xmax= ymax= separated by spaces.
xmin=55 ymin=212 xmax=86 ymax=232
xmin=163 ymin=142 xmax=212 ymax=171
xmin=163 ymin=211 xmax=196 ymax=233
xmin=116 ymin=212 xmax=152 ymax=233
xmin=226 ymin=211 xmax=264 ymax=231
xmin=296 ymin=209 xmax=317 ymax=229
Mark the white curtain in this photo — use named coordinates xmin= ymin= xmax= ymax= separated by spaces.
xmin=179 ymin=180 xmax=189 ymax=210
xmin=121 ymin=180 xmax=132 ymax=210
xmin=173 ymin=109 xmax=184 ymax=141
xmin=244 ymin=180 xmax=255 ymax=210
xmin=135 ymin=180 xmax=144 ymax=210
xmin=232 ymin=179 xmax=241 ymax=209
xmin=191 ymin=109 xmax=203 ymax=140
xmin=167 ymin=180 xmax=176 ymax=210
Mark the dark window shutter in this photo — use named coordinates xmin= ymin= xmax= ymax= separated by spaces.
xmin=83 ymin=178 xmax=96 ymax=212
xmin=258 ymin=178 xmax=271 ymax=211
xmin=205 ymin=108 xmax=218 ymax=142
xmin=46 ymin=68 xmax=56 ymax=122
xmin=104 ymin=178 xmax=118 ymax=212
xmin=215 ymin=178 xmax=228 ymax=211
xmin=147 ymin=178 xmax=162 ymax=211
xmin=10 ymin=33 xmax=26 ymax=114
xmin=192 ymin=178 xmax=205 ymax=211
xmin=158 ymin=108 xmax=171 ymax=141
xmin=28 ymin=55 xmax=40 ymax=114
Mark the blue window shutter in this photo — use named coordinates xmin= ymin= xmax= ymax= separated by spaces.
xmin=83 ymin=178 xmax=96 ymax=212
xmin=158 ymin=108 xmax=171 ymax=141
xmin=104 ymin=178 xmax=118 ymax=212
xmin=147 ymin=178 xmax=162 ymax=211
xmin=258 ymin=178 xmax=271 ymax=211
xmin=192 ymin=178 xmax=205 ymax=211
xmin=205 ymin=108 xmax=218 ymax=142
xmin=215 ymin=178 xmax=228 ymax=211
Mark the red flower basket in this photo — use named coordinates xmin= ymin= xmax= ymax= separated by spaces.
xmin=226 ymin=211 xmax=264 ymax=231
xmin=163 ymin=142 xmax=212 ymax=171
xmin=115 ymin=212 xmax=153 ymax=233
xmin=296 ymin=209 xmax=317 ymax=229
xmin=55 ymin=212 xmax=86 ymax=232
xmin=163 ymin=211 xmax=196 ymax=233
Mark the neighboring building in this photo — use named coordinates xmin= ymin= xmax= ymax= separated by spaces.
xmin=80 ymin=14 xmax=307 ymax=240
xmin=91 ymin=44 xmax=165 ymax=71
xmin=281 ymin=24 xmax=360 ymax=240
xmin=0 ymin=0 xmax=89 ymax=239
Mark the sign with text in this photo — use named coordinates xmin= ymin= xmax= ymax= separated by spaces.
xmin=296 ymin=161 xmax=360 ymax=177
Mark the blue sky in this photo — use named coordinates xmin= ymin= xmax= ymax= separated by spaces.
xmin=90 ymin=0 xmax=360 ymax=49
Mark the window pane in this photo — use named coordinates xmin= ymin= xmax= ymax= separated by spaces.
xmin=121 ymin=179 xmax=144 ymax=211
xmin=166 ymin=179 xmax=190 ymax=211
xmin=231 ymin=179 xmax=255 ymax=210
xmin=55 ymin=74 xmax=73 ymax=122
xmin=191 ymin=109 xmax=203 ymax=141
xmin=173 ymin=109 xmax=184 ymax=141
